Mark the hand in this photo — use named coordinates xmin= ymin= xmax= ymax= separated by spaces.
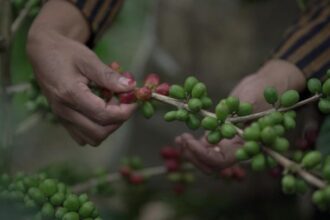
xmin=27 ymin=1 xmax=137 ymax=146
xmin=175 ymin=59 xmax=306 ymax=172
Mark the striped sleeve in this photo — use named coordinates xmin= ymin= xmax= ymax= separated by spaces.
xmin=272 ymin=0 xmax=330 ymax=80
xmin=65 ymin=0 xmax=125 ymax=46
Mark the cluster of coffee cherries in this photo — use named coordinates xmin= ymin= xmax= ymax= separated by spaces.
xmin=119 ymin=156 xmax=146 ymax=185
xmin=0 ymin=172 xmax=102 ymax=220
xmin=160 ymin=146 xmax=195 ymax=195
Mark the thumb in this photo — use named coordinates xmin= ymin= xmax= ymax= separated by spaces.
xmin=80 ymin=54 xmax=136 ymax=93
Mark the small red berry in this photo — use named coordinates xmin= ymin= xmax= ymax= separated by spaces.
xmin=165 ymin=159 xmax=180 ymax=172
xmin=232 ymin=166 xmax=246 ymax=181
xmin=119 ymin=166 xmax=131 ymax=178
xmin=268 ymin=166 xmax=282 ymax=178
xmin=135 ymin=87 xmax=152 ymax=101
xmin=219 ymin=168 xmax=233 ymax=178
xmin=144 ymin=73 xmax=160 ymax=88
xmin=122 ymin=71 xmax=135 ymax=81
xmin=160 ymin=147 xmax=180 ymax=159
xmin=155 ymin=83 xmax=170 ymax=96
xmin=110 ymin=61 xmax=121 ymax=72
xmin=118 ymin=91 xmax=137 ymax=104
xmin=129 ymin=173 xmax=144 ymax=185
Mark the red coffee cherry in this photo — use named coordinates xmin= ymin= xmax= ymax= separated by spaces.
xmin=144 ymin=73 xmax=160 ymax=88
xmin=118 ymin=91 xmax=136 ymax=104
xmin=155 ymin=83 xmax=170 ymax=96
xmin=135 ymin=87 xmax=152 ymax=101
xmin=232 ymin=166 xmax=246 ymax=181
xmin=122 ymin=71 xmax=135 ymax=81
xmin=119 ymin=166 xmax=131 ymax=178
xmin=295 ymin=138 xmax=310 ymax=151
xmin=165 ymin=159 xmax=180 ymax=172
xmin=129 ymin=173 xmax=144 ymax=185
xmin=160 ymin=147 xmax=180 ymax=159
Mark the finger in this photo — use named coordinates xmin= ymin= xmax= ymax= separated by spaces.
xmin=77 ymin=53 xmax=136 ymax=93
xmin=180 ymin=144 xmax=213 ymax=174
xmin=54 ymin=104 xmax=121 ymax=146
xmin=61 ymin=122 xmax=86 ymax=146
xmin=59 ymin=82 xmax=137 ymax=125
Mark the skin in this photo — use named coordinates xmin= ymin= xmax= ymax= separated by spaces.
xmin=175 ymin=59 xmax=306 ymax=173
xmin=27 ymin=0 xmax=137 ymax=146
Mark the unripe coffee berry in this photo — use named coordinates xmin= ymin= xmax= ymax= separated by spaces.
xmin=261 ymin=126 xmax=277 ymax=144
xmin=295 ymin=179 xmax=308 ymax=194
xmin=201 ymin=96 xmax=213 ymax=109
xmin=251 ymin=153 xmax=266 ymax=171
xmin=141 ymin=101 xmax=154 ymax=119
xmin=184 ymin=76 xmax=199 ymax=93
xmin=63 ymin=212 xmax=79 ymax=220
xmin=50 ymin=192 xmax=65 ymax=206
xmin=318 ymin=98 xmax=330 ymax=114
xmin=201 ymin=116 xmax=218 ymax=130
xmin=79 ymin=201 xmax=95 ymax=218
xmin=307 ymin=78 xmax=322 ymax=94
xmin=226 ymin=96 xmax=239 ymax=113
xmin=186 ymin=114 xmax=201 ymax=130
xmin=191 ymin=82 xmax=206 ymax=98
xmin=280 ymin=90 xmax=300 ymax=107
xmin=264 ymin=87 xmax=278 ymax=105
xmin=169 ymin=85 xmax=185 ymax=99
xmin=39 ymin=179 xmax=57 ymax=197
xmin=164 ymin=111 xmax=177 ymax=122
xmin=215 ymin=102 xmax=229 ymax=121
xmin=235 ymin=148 xmax=249 ymax=161
xmin=322 ymin=78 xmax=330 ymax=96
xmin=176 ymin=109 xmax=189 ymax=121
xmin=63 ymin=194 xmax=80 ymax=212
xmin=237 ymin=102 xmax=253 ymax=116
xmin=207 ymin=130 xmax=222 ymax=144
xmin=188 ymin=98 xmax=203 ymax=112
xmin=41 ymin=203 xmax=55 ymax=218
xmin=281 ymin=175 xmax=296 ymax=194
xmin=273 ymin=137 xmax=289 ymax=153
xmin=244 ymin=141 xmax=260 ymax=155
xmin=55 ymin=207 xmax=67 ymax=219
xmin=220 ymin=123 xmax=236 ymax=139
xmin=283 ymin=115 xmax=296 ymax=130
xmin=243 ymin=127 xmax=260 ymax=141
xmin=312 ymin=190 xmax=325 ymax=205
xmin=302 ymin=151 xmax=322 ymax=169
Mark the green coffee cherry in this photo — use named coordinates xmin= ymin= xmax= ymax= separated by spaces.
xmin=307 ymin=78 xmax=322 ymax=94
xmin=207 ymin=130 xmax=222 ymax=144
xmin=79 ymin=194 xmax=88 ymax=205
xmin=322 ymin=164 xmax=330 ymax=180
xmin=281 ymin=175 xmax=296 ymax=194
xmin=201 ymin=116 xmax=218 ymax=130
xmin=63 ymin=212 xmax=80 ymax=220
xmin=302 ymin=151 xmax=322 ymax=169
xmin=264 ymin=87 xmax=278 ymax=105
xmin=273 ymin=125 xmax=285 ymax=136
xmin=295 ymin=179 xmax=308 ymax=194
xmin=142 ymin=101 xmax=154 ymax=119
xmin=50 ymin=192 xmax=65 ymax=206
xmin=280 ymin=90 xmax=300 ymax=107
xmin=201 ymin=96 xmax=213 ymax=109
xmin=261 ymin=126 xmax=277 ymax=144
xmin=244 ymin=141 xmax=260 ymax=155
xmin=235 ymin=148 xmax=249 ymax=161
xmin=243 ymin=127 xmax=260 ymax=141
xmin=273 ymin=137 xmax=289 ymax=153
xmin=186 ymin=114 xmax=201 ymax=130
xmin=191 ymin=82 xmax=206 ymax=98
xmin=269 ymin=112 xmax=283 ymax=124
xmin=55 ymin=207 xmax=67 ymax=219
xmin=226 ymin=96 xmax=239 ymax=113
xmin=312 ymin=190 xmax=325 ymax=205
xmin=79 ymin=201 xmax=95 ymax=218
xmin=322 ymin=78 xmax=330 ymax=96
xmin=292 ymin=150 xmax=304 ymax=162
xmin=266 ymin=156 xmax=277 ymax=168
xmin=251 ymin=154 xmax=266 ymax=171
xmin=215 ymin=102 xmax=229 ymax=121
xmin=169 ymin=85 xmax=186 ymax=99
xmin=164 ymin=111 xmax=177 ymax=122
xmin=283 ymin=115 xmax=296 ymax=130
xmin=188 ymin=98 xmax=203 ymax=112
xmin=324 ymin=186 xmax=330 ymax=202
xmin=318 ymin=98 xmax=330 ymax=114
xmin=41 ymin=203 xmax=55 ymax=218
xmin=237 ymin=102 xmax=253 ymax=116
xmin=28 ymin=187 xmax=46 ymax=204
xmin=220 ymin=123 xmax=237 ymax=139
xmin=176 ymin=109 xmax=189 ymax=121
xmin=167 ymin=172 xmax=182 ymax=182
xmin=184 ymin=76 xmax=198 ymax=93
xmin=284 ymin=110 xmax=296 ymax=118
xmin=63 ymin=194 xmax=80 ymax=212
xmin=39 ymin=179 xmax=57 ymax=197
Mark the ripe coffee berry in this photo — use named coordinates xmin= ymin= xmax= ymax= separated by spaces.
xmin=144 ymin=73 xmax=160 ymax=88
xmin=155 ymin=83 xmax=170 ymax=96
xmin=160 ymin=147 xmax=180 ymax=159
xmin=129 ymin=174 xmax=144 ymax=185
xmin=165 ymin=159 xmax=180 ymax=172
xmin=119 ymin=166 xmax=131 ymax=178
xmin=135 ymin=87 xmax=152 ymax=101
xmin=118 ymin=91 xmax=136 ymax=104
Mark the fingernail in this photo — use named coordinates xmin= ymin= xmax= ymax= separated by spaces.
xmin=119 ymin=77 xmax=136 ymax=87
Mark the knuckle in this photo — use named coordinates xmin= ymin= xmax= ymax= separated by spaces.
xmin=55 ymin=86 xmax=77 ymax=104
xmin=93 ymin=110 xmax=111 ymax=125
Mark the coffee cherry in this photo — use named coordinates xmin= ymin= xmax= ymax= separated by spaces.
xmin=302 ymin=151 xmax=322 ymax=169
xmin=273 ymin=125 xmax=285 ymax=136
xmin=251 ymin=154 xmax=266 ymax=171
xmin=186 ymin=114 xmax=201 ymax=130
xmin=39 ymin=179 xmax=58 ymax=197
xmin=130 ymin=156 xmax=143 ymax=170
xmin=201 ymin=96 xmax=213 ymax=109
xmin=155 ymin=83 xmax=170 ymax=96
xmin=164 ymin=111 xmax=177 ymax=122
xmin=50 ymin=192 xmax=65 ymax=206
xmin=118 ymin=91 xmax=136 ymax=104
xmin=292 ymin=150 xmax=304 ymax=162
xmin=264 ymin=87 xmax=278 ymax=105
xmin=141 ymin=101 xmax=154 ymax=119
xmin=295 ymin=179 xmax=308 ymax=194
xmin=63 ymin=212 xmax=79 ymax=220
xmin=63 ymin=194 xmax=80 ymax=212
xmin=191 ymin=82 xmax=206 ymax=98
xmin=237 ymin=102 xmax=253 ymax=116
xmin=129 ymin=173 xmax=145 ymax=185
xmin=235 ymin=148 xmax=249 ymax=161
xmin=318 ymin=98 xmax=330 ymax=114
xmin=167 ymin=172 xmax=182 ymax=182
xmin=281 ymin=175 xmax=296 ymax=194
xmin=215 ymin=102 xmax=229 ymax=121
xmin=226 ymin=96 xmax=239 ymax=113
xmin=79 ymin=194 xmax=88 ymax=205
xmin=284 ymin=110 xmax=296 ymax=118
xmin=122 ymin=71 xmax=135 ymax=81
xmin=312 ymin=190 xmax=325 ymax=205
xmin=144 ymin=73 xmax=160 ymax=88
xmin=322 ymin=164 xmax=330 ymax=180
xmin=184 ymin=76 xmax=199 ymax=93
xmin=244 ymin=141 xmax=260 ymax=155
xmin=28 ymin=187 xmax=46 ymax=204
xmin=119 ymin=166 xmax=131 ymax=178
xmin=165 ymin=159 xmax=180 ymax=172
xmin=220 ymin=123 xmax=237 ymax=139
xmin=269 ymin=112 xmax=283 ymax=124
xmin=135 ymin=87 xmax=152 ymax=101
xmin=243 ymin=127 xmax=260 ymax=141
xmin=207 ymin=130 xmax=222 ymax=144
xmin=324 ymin=186 xmax=330 ymax=202
xmin=201 ymin=116 xmax=218 ymax=130
xmin=273 ymin=137 xmax=289 ymax=153
xmin=169 ymin=85 xmax=185 ymax=99
xmin=322 ymin=78 xmax=330 ymax=96
xmin=307 ymin=78 xmax=322 ymax=94
xmin=160 ymin=147 xmax=180 ymax=159
xmin=283 ymin=115 xmax=296 ymax=130
xmin=79 ymin=201 xmax=95 ymax=218
xmin=266 ymin=156 xmax=277 ymax=168
xmin=41 ymin=203 xmax=55 ymax=218
xmin=55 ymin=207 xmax=67 ymax=219
xmin=188 ymin=98 xmax=203 ymax=112
xmin=261 ymin=126 xmax=277 ymax=144
xmin=280 ymin=90 xmax=300 ymax=107
xmin=176 ymin=109 xmax=189 ymax=121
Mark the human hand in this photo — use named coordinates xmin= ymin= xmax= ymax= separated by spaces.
xmin=27 ymin=1 xmax=137 ymax=146
xmin=175 ymin=59 xmax=306 ymax=172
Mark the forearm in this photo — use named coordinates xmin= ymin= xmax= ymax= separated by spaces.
xmin=28 ymin=0 xmax=90 ymax=43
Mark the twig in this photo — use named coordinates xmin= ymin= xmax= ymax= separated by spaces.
xmin=11 ymin=0 xmax=36 ymax=36
xmin=6 ymin=82 xmax=31 ymax=94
